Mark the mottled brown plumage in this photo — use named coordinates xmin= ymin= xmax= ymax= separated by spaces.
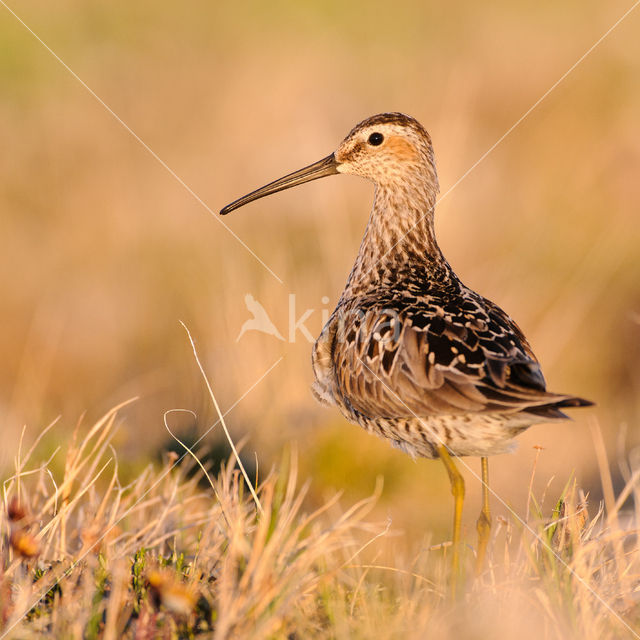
xmin=221 ymin=113 xmax=592 ymax=583
xmin=222 ymin=112 xmax=590 ymax=458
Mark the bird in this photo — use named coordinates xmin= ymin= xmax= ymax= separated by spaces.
xmin=220 ymin=112 xmax=592 ymax=592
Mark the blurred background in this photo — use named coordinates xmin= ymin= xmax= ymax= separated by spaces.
xmin=1 ymin=0 xmax=639 ymax=543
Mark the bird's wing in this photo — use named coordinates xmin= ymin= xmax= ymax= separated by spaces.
xmin=332 ymin=294 xmax=574 ymax=419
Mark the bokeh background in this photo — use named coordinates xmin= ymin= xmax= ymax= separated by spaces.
xmin=1 ymin=1 xmax=639 ymax=543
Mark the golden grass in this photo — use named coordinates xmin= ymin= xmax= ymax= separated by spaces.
xmin=1 ymin=400 xmax=640 ymax=639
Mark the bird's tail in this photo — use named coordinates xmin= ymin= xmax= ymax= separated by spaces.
xmin=525 ymin=395 xmax=594 ymax=421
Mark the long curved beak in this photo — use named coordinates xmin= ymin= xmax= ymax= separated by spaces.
xmin=220 ymin=153 xmax=339 ymax=215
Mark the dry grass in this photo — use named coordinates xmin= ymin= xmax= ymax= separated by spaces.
xmin=1 ymin=400 xmax=640 ymax=639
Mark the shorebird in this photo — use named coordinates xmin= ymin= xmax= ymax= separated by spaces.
xmin=220 ymin=113 xmax=592 ymax=589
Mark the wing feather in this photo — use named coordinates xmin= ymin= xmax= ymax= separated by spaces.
xmin=331 ymin=294 xmax=581 ymax=420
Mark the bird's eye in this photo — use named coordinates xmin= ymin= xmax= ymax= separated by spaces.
xmin=368 ymin=132 xmax=384 ymax=146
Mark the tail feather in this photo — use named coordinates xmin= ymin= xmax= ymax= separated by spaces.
xmin=524 ymin=395 xmax=593 ymax=421
xmin=554 ymin=396 xmax=594 ymax=408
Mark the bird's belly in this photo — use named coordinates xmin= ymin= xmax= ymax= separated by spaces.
xmin=348 ymin=412 xmax=533 ymax=460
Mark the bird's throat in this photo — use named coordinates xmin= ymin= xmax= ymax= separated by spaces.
xmin=341 ymin=184 xmax=445 ymax=298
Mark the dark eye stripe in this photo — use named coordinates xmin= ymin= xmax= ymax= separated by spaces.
xmin=368 ymin=132 xmax=384 ymax=146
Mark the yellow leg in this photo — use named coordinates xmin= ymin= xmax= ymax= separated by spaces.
xmin=475 ymin=456 xmax=492 ymax=575
xmin=438 ymin=445 xmax=465 ymax=599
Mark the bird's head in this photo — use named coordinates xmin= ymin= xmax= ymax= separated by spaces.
xmin=220 ymin=112 xmax=438 ymax=216
xmin=334 ymin=113 xmax=437 ymax=188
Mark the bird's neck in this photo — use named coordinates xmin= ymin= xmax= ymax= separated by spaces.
xmin=341 ymin=182 xmax=447 ymax=298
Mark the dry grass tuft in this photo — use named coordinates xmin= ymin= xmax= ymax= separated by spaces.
xmin=1 ymin=404 xmax=639 ymax=639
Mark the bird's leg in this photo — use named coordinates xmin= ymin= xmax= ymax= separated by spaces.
xmin=438 ymin=445 xmax=465 ymax=599
xmin=475 ymin=456 xmax=492 ymax=575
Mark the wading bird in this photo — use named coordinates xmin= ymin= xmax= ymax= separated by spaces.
xmin=220 ymin=113 xmax=591 ymax=591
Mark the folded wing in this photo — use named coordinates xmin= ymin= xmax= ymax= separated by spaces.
xmin=332 ymin=294 xmax=591 ymax=420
